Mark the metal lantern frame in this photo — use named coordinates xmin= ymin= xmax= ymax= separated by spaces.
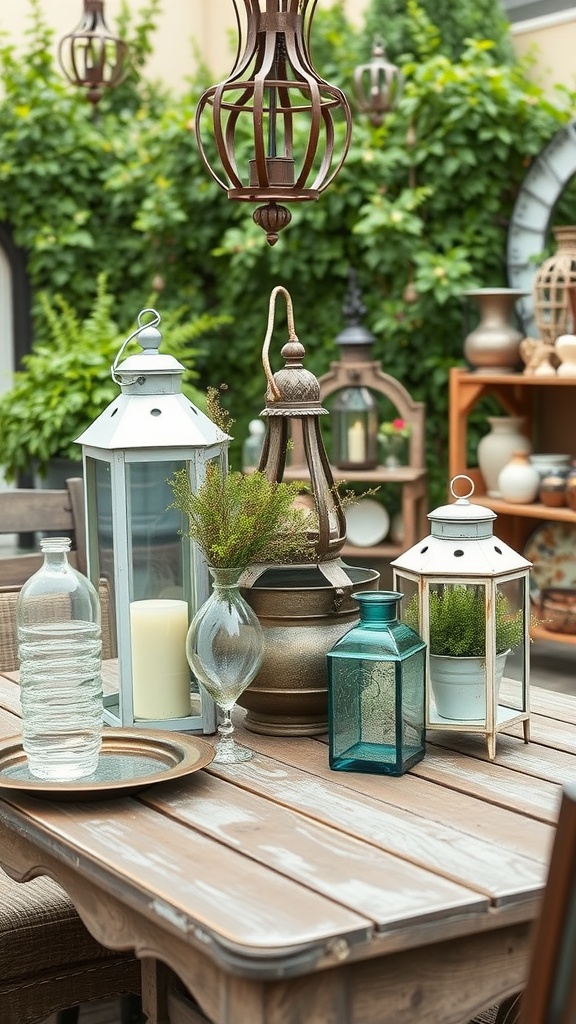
xmin=353 ymin=38 xmax=403 ymax=127
xmin=194 ymin=0 xmax=352 ymax=244
xmin=76 ymin=310 xmax=230 ymax=733
xmin=391 ymin=476 xmax=531 ymax=761
xmin=58 ymin=0 xmax=127 ymax=106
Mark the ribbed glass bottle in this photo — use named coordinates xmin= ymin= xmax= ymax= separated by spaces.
xmin=16 ymin=537 xmax=103 ymax=780
xmin=327 ymin=591 xmax=425 ymax=776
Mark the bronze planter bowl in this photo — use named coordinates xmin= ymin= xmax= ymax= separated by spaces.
xmin=239 ymin=562 xmax=380 ymax=736
xmin=541 ymin=587 xmax=576 ymax=634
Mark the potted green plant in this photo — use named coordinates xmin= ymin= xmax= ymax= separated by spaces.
xmin=404 ymin=586 xmax=526 ymax=720
xmin=378 ymin=417 xmax=412 ymax=468
xmin=0 ymin=273 xmax=224 ymax=485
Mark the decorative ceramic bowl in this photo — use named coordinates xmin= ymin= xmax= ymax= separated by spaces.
xmin=529 ymin=454 xmax=571 ymax=478
xmin=541 ymin=587 xmax=576 ymax=634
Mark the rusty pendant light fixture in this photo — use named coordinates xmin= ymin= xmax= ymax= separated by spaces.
xmin=58 ymin=0 xmax=127 ymax=106
xmin=353 ymin=38 xmax=402 ymax=127
xmin=195 ymin=1 xmax=353 ymax=245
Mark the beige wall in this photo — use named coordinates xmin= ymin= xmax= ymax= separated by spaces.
xmin=1 ymin=1 xmax=367 ymax=93
xmin=1 ymin=1 xmax=235 ymax=92
xmin=3 ymin=3 xmax=576 ymax=97
xmin=511 ymin=12 xmax=576 ymax=94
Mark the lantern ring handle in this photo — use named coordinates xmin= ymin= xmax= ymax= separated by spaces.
xmin=111 ymin=308 xmax=162 ymax=387
xmin=261 ymin=286 xmax=298 ymax=402
xmin=450 ymin=474 xmax=475 ymax=501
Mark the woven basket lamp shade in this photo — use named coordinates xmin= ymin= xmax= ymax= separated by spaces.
xmin=533 ymin=225 xmax=576 ymax=345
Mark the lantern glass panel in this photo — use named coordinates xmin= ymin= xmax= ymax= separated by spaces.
xmin=331 ymin=387 xmax=378 ymax=470
xmin=494 ymin=577 xmax=528 ymax=711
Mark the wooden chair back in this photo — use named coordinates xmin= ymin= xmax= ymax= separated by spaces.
xmin=0 ymin=478 xmax=86 ymax=586
xmin=518 ymin=784 xmax=576 ymax=1024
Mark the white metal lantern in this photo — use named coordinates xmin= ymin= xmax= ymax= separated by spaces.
xmin=76 ymin=309 xmax=231 ymax=732
xmin=391 ymin=475 xmax=531 ymax=760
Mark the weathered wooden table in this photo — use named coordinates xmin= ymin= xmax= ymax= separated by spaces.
xmin=0 ymin=667 xmax=572 ymax=1024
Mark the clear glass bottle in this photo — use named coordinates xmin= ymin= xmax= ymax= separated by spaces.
xmin=327 ymin=591 xmax=425 ymax=776
xmin=16 ymin=537 xmax=103 ymax=781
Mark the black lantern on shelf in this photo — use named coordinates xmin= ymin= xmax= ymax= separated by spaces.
xmin=58 ymin=0 xmax=127 ymax=106
xmin=329 ymin=272 xmax=378 ymax=471
xmin=195 ymin=0 xmax=353 ymax=245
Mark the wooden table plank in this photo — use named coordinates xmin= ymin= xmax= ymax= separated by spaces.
xmin=429 ymin=723 xmax=576 ymax=787
xmin=142 ymin=771 xmax=489 ymax=934
xmin=0 ymin=787 xmax=375 ymax=957
xmin=504 ymin=683 xmax=576 ymax=724
xmin=208 ymin=732 xmax=548 ymax=906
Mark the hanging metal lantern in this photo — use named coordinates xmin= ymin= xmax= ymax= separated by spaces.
xmin=353 ymin=38 xmax=403 ymax=127
xmin=195 ymin=0 xmax=353 ymax=245
xmin=58 ymin=0 xmax=127 ymax=106
xmin=391 ymin=475 xmax=531 ymax=761
xmin=76 ymin=309 xmax=231 ymax=733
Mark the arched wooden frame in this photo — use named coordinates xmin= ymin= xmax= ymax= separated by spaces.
xmin=507 ymin=120 xmax=576 ymax=339
xmin=316 ymin=359 xmax=425 ymax=470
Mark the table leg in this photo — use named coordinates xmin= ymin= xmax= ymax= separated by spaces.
xmin=141 ymin=959 xmax=171 ymax=1024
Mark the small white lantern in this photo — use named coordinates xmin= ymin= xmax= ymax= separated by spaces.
xmin=76 ymin=309 xmax=230 ymax=732
xmin=391 ymin=475 xmax=531 ymax=760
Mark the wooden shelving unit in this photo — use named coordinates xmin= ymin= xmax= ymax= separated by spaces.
xmin=449 ymin=366 xmax=576 ymax=646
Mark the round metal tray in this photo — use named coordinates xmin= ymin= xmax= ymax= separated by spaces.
xmin=0 ymin=728 xmax=215 ymax=800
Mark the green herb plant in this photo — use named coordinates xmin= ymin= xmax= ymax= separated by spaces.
xmin=404 ymin=586 xmax=525 ymax=657
xmin=168 ymin=464 xmax=316 ymax=569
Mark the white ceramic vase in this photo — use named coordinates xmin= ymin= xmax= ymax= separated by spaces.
xmin=477 ymin=416 xmax=531 ymax=498
xmin=498 ymin=451 xmax=540 ymax=504
xmin=555 ymin=334 xmax=576 ymax=378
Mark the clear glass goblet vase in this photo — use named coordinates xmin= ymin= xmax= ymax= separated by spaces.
xmin=186 ymin=567 xmax=264 ymax=763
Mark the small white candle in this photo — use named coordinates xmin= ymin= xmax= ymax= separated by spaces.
xmin=130 ymin=599 xmax=191 ymax=719
xmin=347 ymin=420 xmax=366 ymax=463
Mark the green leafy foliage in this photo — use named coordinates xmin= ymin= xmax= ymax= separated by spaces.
xmin=0 ymin=273 xmax=227 ymax=479
xmin=168 ymin=465 xmax=315 ymax=568
xmin=404 ymin=585 xmax=524 ymax=656
xmin=1 ymin=2 xmax=575 ymax=506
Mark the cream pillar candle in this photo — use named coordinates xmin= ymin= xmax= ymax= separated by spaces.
xmin=347 ymin=420 xmax=366 ymax=463
xmin=130 ymin=599 xmax=191 ymax=719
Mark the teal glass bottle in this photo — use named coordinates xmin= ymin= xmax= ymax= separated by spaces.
xmin=327 ymin=591 xmax=426 ymax=776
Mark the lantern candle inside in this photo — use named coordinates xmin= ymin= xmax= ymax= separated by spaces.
xmin=130 ymin=598 xmax=191 ymax=719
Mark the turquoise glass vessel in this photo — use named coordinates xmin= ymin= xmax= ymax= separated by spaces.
xmin=327 ymin=591 xmax=426 ymax=776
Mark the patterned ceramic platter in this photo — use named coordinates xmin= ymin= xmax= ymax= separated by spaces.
xmin=523 ymin=521 xmax=576 ymax=601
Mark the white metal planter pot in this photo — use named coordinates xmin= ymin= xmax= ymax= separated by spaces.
xmin=429 ymin=650 xmax=509 ymax=721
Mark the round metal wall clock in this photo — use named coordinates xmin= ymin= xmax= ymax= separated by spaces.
xmin=507 ymin=120 xmax=576 ymax=338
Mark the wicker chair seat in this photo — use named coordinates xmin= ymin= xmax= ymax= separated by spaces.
xmin=0 ymin=868 xmax=140 ymax=1024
